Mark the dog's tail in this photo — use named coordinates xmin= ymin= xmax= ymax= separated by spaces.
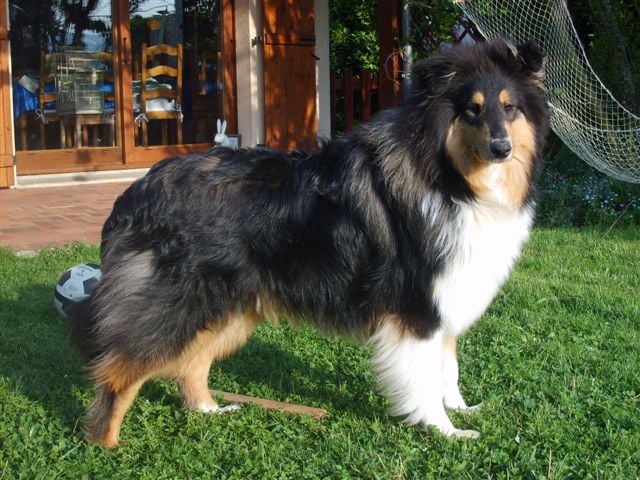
xmin=67 ymin=294 xmax=101 ymax=362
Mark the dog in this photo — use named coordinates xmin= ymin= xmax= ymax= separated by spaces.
xmin=68 ymin=38 xmax=549 ymax=447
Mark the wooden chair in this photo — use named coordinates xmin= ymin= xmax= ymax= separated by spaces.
xmin=137 ymin=43 xmax=183 ymax=146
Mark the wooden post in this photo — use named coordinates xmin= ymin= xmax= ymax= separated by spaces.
xmin=343 ymin=68 xmax=354 ymax=133
xmin=361 ymin=70 xmax=372 ymax=122
xmin=378 ymin=0 xmax=401 ymax=110
xmin=330 ymin=70 xmax=337 ymax=136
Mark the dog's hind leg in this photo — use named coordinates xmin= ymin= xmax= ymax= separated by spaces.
xmin=85 ymin=352 xmax=157 ymax=448
xmin=371 ymin=317 xmax=480 ymax=439
xmin=85 ymin=378 xmax=146 ymax=448
xmin=170 ymin=311 xmax=260 ymax=415
xmin=174 ymin=340 xmax=241 ymax=415
xmin=442 ymin=335 xmax=482 ymax=413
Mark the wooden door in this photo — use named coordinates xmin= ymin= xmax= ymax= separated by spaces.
xmin=263 ymin=0 xmax=317 ymax=150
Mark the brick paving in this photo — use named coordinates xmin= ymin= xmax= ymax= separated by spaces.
xmin=0 ymin=182 xmax=133 ymax=253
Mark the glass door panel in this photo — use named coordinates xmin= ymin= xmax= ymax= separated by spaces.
xmin=9 ymin=0 xmax=118 ymax=151
xmin=129 ymin=0 xmax=224 ymax=147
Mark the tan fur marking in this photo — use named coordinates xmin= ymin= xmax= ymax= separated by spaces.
xmin=374 ymin=313 xmax=421 ymax=340
xmin=86 ymin=380 xmax=145 ymax=448
xmin=442 ymin=336 xmax=457 ymax=357
xmin=471 ymin=91 xmax=485 ymax=108
xmin=102 ymin=380 xmax=144 ymax=448
xmin=93 ymin=309 xmax=264 ymax=396
xmin=445 ymin=119 xmax=492 ymax=197
xmin=161 ymin=311 xmax=261 ymax=381
xmin=499 ymin=89 xmax=511 ymax=105
xmin=90 ymin=355 xmax=150 ymax=393
xmin=177 ymin=355 xmax=218 ymax=410
xmin=446 ymin=115 xmax=536 ymax=209
xmin=165 ymin=312 xmax=260 ymax=409
xmin=503 ymin=115 xmax=536 ymax=207
xmin=87 ymin=309 xmax=262 ymax=447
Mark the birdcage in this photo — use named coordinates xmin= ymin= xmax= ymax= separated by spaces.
xmin=50 ymin=50 xmax=104 ymax=115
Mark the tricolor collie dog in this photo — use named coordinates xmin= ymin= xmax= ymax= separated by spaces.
xmin=68 ymin=39 xmax=549 ymax=447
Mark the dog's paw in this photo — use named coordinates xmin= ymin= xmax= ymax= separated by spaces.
xmin=215 ymin=403 xmax=242 ymax=414
xmin=447 ymin=402 xmax=483 ymax=414
xmin=195 ymin=402 xmax=242 ymax=414
xmin=420 ymin=417 xmax=481 ymax=440
xmin=450 ymin=428 xmax=481 ymax=439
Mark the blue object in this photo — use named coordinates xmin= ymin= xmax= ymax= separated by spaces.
xmin=12 ymin=82 xmax=38 ymax=118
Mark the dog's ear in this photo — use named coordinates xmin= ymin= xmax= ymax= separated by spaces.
xmin=410 ymin=55 xmax=456 ymax=100
xmin=517 ymin=40 xmax=545 ymax=81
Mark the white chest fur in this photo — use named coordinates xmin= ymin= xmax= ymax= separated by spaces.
xmin=425 ymin=197 xmax=534 ymax=337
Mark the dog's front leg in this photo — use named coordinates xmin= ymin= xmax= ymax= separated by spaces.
xmin=442 ymin=335 xmax=483 ymax=413
xmin=370 ymin=319 xmax=480 ymax=439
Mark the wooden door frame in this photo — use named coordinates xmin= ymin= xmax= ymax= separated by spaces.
xmin=0 ymin=0 xmax=14 ymax=187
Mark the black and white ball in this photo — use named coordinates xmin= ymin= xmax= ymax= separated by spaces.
xmin=54 ymin=263 xmax=102 ymax=319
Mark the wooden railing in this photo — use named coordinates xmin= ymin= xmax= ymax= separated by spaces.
xmin=331 ymin=68 xmax=380 ymax=135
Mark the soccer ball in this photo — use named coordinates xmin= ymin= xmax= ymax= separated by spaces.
xmin=54 ymin=263 xmax=102 ymax=319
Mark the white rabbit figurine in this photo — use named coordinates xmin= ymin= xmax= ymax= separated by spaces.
xmin=214 ymin=119 xmax=232 ymax=147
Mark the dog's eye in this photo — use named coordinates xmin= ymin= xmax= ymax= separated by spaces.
xmin=465 ymin=104 xmax=481 ymax=116
xmin=504 ymin=104 xmax=517 ymax=113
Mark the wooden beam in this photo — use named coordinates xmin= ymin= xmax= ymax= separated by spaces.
xmin=210 ymin=390 xmax=328 ymax=419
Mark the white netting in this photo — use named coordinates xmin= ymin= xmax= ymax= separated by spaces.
xmin=455 ymin=0 xmax=640 ymax=183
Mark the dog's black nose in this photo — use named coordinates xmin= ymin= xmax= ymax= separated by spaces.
xmin=489 ymin=139 xmax=512 ymax=160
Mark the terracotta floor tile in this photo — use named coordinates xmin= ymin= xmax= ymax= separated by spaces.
xmin=1 ymin=182 xmax=132 ymax=253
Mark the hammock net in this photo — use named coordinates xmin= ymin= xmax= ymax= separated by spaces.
xmin=455 ymin=0 xmax=640 ymax=183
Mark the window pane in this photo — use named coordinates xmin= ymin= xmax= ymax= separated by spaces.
xmin=10 ymin=0 xmax=117 ymax=150
xmin=131 ymin=0 xmax=224 ymax=146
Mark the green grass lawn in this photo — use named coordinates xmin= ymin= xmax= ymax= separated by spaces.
xmin=1 ymin=227 xmax=639 ymax=479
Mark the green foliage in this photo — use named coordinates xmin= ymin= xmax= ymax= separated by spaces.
xmin=329 ymin=0 xmax=463 ymax=73
xmin=1 ymin=230 xmax=640 ymax=478
xmin=408 ymin=0 xmax=462 ymax=58
xmin=537 ymin=140 xmax=640 ymax=228
xmin=329 ymin=0 xmax=379 ymax=73
xmin=568 ymin=0 xmax=640 ymax=112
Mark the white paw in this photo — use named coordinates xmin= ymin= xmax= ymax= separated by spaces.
xmin=215 ymin=403 xmax=242 ymax=414
xmin=450 ymin=428 xmax=481 ymax=439
xmin=196 ymin=402 xmax=242 ymax=414
xmin=420 ymin=415 xmax=481 ymax=440
xmin=447 ymin=402 xmax=483 ymax=414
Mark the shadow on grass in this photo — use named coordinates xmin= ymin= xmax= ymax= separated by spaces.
xmin=214 ymin=335 xmax=381 ymax=417
xmin=0 ymin=284 xmax=89 ymax=432
xmin=1 ymin=284 xmax=380 ymax=429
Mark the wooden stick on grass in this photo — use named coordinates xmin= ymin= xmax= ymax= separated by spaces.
xmin=210 ymin=389 xmax=328 ymax=420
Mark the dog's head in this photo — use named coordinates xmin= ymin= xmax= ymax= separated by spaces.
xmin=410 ymin=39 xmax=549 ymax=206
